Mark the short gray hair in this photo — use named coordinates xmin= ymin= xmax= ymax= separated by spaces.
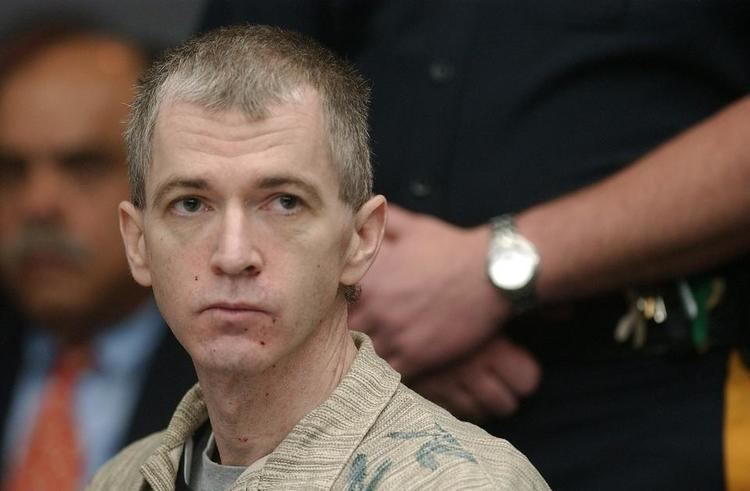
xmin=126 ymin=24 xmax=372 ymax=210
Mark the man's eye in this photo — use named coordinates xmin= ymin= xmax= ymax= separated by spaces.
xmin=0 ymin=155 xmax=26 ymax=183
xmin=277 ymin=195 xmax=299 ymax=210
xmin=173 ymin=197 xmax=205 ymax=214
xmin=62 ymin=153 xmax=115 ymax=176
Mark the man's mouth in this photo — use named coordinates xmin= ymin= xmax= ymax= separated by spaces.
xmin=200 ymin=302 xmax=273 ymax=323
xmin=203 ymin=301 xmax=264 ymax=312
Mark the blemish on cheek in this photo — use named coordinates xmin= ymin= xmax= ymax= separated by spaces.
xmin=194 ymin=275 xmax=199 ymax=281
xmin=260 ymin=340 xmax=266 ymax=346
xmin=272 ymin=318 xmax=276 ymax=324
xmin=265 ymin=392 xmax=269 ymax=397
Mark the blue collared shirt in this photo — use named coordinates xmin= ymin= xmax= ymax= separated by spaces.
xmin=2 ymin=300 xmax=166 ymax=485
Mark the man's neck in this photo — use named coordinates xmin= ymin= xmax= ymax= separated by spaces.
xmin=195 ymin=310 xmax=358 ymax=467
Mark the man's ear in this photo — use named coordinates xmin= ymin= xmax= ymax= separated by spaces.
xmin=119 ymin=201 xmax=152 ymax=287
xmin=340 ymin=195 xmax=387 ymax=286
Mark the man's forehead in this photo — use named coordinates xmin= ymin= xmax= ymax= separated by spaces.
xmin=155 ymin=86 xmax=324 ymax=134
xmin=151 ymin=111 xmax=319 ymax=173
xmin=146 ymin=93 xmax=339 ymax=203
xmin=0 ymin=38 xmax=140 ymax=151
xmin=153 ymin=102 xmax=267 ymax=151
xmin=2 ymin=36 xmax=143 ymax=97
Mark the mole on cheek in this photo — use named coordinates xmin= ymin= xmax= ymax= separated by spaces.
xmin=194 ymin=275 xmax=198 ymax=281
xmin=260 ymin=340 xmax=266 ymax=346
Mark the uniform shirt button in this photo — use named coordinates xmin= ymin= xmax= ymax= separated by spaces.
xmin=409 ymin=179 xmax=432 ymax=197
xmin=428 ymin=60 xmax=455 ymax=84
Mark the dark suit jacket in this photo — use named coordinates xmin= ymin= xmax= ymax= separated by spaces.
xmin=0 ymin=313 xmax=196 ymax=481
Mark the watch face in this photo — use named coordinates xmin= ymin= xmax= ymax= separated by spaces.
xmin=488 ymin=238 xmax=538 ymax=290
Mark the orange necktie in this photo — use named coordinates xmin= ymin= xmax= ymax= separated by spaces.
xmin=5 ymin=345 xmax=90 ymax=491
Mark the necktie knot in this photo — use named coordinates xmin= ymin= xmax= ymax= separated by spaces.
xmin=55 ymin=344 xmax=92 ymax=377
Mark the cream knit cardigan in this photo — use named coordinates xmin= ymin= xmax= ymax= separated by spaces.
xmin=88 ymin=332 xmax=549 ymax=490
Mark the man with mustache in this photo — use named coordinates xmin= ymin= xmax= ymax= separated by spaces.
xmin=0 ymin=23 xmax=195 ymax=490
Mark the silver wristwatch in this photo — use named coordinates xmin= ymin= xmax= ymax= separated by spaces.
xmin=486 ymin=214 xmax=540 ymax=311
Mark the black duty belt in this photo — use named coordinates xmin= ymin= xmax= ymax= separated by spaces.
xmin=507 ymin=270 xmax=750 ymax=366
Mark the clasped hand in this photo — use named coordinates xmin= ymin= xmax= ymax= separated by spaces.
xmin=349 ymin=205 xmax=540 ymax=419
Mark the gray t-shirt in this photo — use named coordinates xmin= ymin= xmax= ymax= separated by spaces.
xmin=183 ymin=425 xmax=268 ymax=491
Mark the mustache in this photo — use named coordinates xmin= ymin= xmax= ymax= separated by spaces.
xmin=0 ymin=225 xmax=90 ymax=266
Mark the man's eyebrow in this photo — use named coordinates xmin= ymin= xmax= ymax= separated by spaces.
xmin=258 ymin=175 xmax=323 ymax=205
xmin=0 ymin=146 xmax=22 ymax=161
xmin=151 ymin=178 xmax=210 ymax=207
xmin=57 ymin=146 xmax=120 ymax=170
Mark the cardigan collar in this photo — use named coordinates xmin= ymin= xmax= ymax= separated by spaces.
xmin=140 ymin=332 xmax=401 ymax=489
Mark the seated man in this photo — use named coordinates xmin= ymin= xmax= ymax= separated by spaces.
xmin=89 ymin=25 xmax=549 ymax=490
xmin=0 ymin=24 xmax=195 ymax=490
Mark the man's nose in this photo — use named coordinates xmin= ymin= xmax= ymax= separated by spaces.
xmin=19 ymin=162 xmax=64 ymax=224
xmin=209 ymin=207 xmax=263 ymax=276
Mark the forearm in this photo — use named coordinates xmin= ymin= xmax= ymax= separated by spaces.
xmin=518 ymin=96 xmax=750 ymax=302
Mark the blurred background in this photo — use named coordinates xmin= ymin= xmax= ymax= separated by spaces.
xmin=0 ymin=0 xmax=205 ymax=47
